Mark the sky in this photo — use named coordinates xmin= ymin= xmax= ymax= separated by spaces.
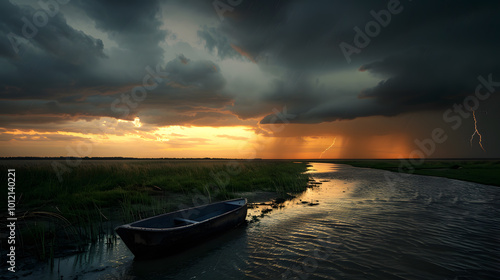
xmin=1 ymin=0 xmax=499 ymax=159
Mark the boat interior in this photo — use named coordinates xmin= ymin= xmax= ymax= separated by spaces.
xmin=129 ymin=199 xmax=245 ymax=229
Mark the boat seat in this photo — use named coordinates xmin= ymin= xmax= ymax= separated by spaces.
xmin=174 ymin=217 xmax=199 ymax=224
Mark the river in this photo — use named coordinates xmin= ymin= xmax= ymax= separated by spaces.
xmin=24 ymin=163 xmax=500 ymax=279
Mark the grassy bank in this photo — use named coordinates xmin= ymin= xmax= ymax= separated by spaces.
xmin=0 ymin=159 xmax=309 ymax=260
xmin=317 ymin=159 xmax=500 ymax=186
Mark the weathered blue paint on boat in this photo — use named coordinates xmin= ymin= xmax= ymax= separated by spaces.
xmin=115 ymin=198 xmax=247 ymax=258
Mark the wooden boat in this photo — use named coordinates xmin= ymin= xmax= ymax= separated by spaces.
xmin=115 ymin=198 xmax=247 ymax=258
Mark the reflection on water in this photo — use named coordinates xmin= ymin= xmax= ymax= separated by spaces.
xmin=29 ymin=163 xmax=500 ymax=279
xmin=305 ymin=162 xmax=342 ymax=174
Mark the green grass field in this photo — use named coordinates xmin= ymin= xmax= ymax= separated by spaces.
xmin=0 ymin=159 xmax=309 ymax=260
xmin=2 ymin=159 xmax=309 ymax=215
xmin=317 ymin=159 xmax=500 ymax=186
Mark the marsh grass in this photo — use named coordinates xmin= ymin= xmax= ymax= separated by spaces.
xmin=0 ymin=159 xmax=309 ymax=261
xmin=17 ymin=212 xmax=73 ymax=261
xmin=21 ymin=222 xmax=55 ymax=261
xmin=320 ymin=159 xmax=500 ymax=186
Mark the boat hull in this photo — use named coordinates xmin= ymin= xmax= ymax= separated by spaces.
xmin=115 ymin=198 xmax=247 ymax=258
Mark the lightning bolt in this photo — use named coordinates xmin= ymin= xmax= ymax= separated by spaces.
xmin=319 ymin=137 xmax=336 ymax=159
xmin=470 ymin=110 xmax=485 ymax=152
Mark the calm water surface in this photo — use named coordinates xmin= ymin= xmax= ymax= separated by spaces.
xmin=28 ymin=163 xmax=500 ymax=279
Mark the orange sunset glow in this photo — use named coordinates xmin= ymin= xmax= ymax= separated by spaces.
xmin=1 ymin=0 xmax=499 ymax=159
xmin=1 ymin=114 xmax=416 ymax=159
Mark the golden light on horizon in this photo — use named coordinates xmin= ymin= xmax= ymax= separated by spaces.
xmin=0 ymin=119 xmax=261 ymax=158
xmin=1 ymin=116 xmax=414 ymax=159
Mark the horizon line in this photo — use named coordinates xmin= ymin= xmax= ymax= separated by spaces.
xmin=1 ymin=157 xmax=499 ymax=161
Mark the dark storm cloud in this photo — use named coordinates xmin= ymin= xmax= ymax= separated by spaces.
xmin=197 ymin=26 xmax=240 ymax=60
xmin=2 ymin=0 xmax=500 ymax=131
xmin=198 ymin=0 xmax=499 ymax=69
xmin=195 ymin=0 xmax=500 ymax=123
xmin=0 ymin=0 xmax=169 ymax=100
xmin=261 ymin=46 xmax=500 ymax=124
xmin=233 ymin=71 xmax=323 ymax=121
xmin=0 ymin=0 xmax=108 ymax=100
xmin=123 ymin=55 xmax=235 ymax=126
xmin=0 ymin=1 xmax=105 ymax=62
xmin=0 ymin=0 xmax=232 ymax=130
xmin=0 ymin=53 xmax=235 ymax=129
xmin=162 ymin=54 xmax=226 ymax=91
xmin=74 ymin=0 xmax=167 ymax=65
xmin=197 ymin=0 xmax=375 ymax=69
xmin=0 ymin=98 xmax=119 ymax=120
xmin=358 ymin=48 xmax=498 ymax=109
xmin=138 ymin=54 xmax=229 ymax=108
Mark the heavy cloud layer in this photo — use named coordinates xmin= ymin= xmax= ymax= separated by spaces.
xmin=1 ymin=0 xmax=499 ymax=131
xmin=191 ymin=0 xmax=500 ymax=123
